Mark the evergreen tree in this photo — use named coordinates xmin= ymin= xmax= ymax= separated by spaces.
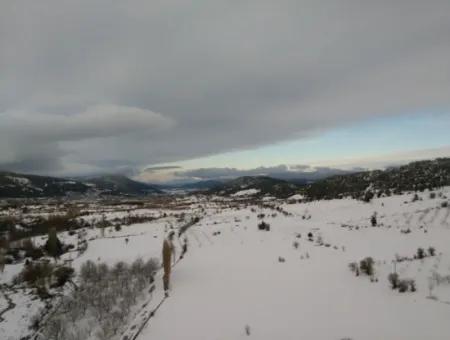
xmin=45 ymin=228 xmax=63 ymax=259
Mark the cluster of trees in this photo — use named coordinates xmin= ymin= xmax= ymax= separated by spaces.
xmin=37 ymin=258 xmax=159 ymax=340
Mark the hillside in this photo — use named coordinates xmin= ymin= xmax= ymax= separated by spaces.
xmin=305 ymin=158 xmax=450 ymax=200
xmin=83 ymin=174 xmax=162 ymax=196
xmin=0 ymin=172 xmax=161 ymax=198
xmin=0 ymin=171 xmax=89 ymax=198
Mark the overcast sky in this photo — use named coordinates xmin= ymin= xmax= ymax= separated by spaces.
xmin=1 ymin=1 xmax=449 ymax=181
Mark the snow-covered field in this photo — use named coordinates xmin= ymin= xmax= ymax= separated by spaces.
xmin=1 ymin=188 xmax=450 ymax=339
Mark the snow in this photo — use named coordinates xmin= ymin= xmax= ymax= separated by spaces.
xmin=262 ymin=195 xmax=276 ymax=201
xmin=2 ymin=188 xmax=450 ymax=339
xmin=231 ymin=189 xmax=260 ymax=197
xmin=0 ymin=289 xmax=44 ymax=340
xmin=288 ymin=193 xmax=305 ymax=200
xmin=0 ymin=264 xmax=23 ymax=284
xmin=140 ymin=189 xmax=450 ymax=340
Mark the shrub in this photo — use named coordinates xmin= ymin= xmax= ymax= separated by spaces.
xmin=360 ymin=257 xmax=375 ymax=276
xmin=22 ymin=239 xmax=44 ymax=260
xmin=428 ymin=247 xmax=436 ymax=257
xmin=25 ymin=247 xmax=45 ymax=260
xmin=257 ymin=221 xmax=270 ymax=231
xmin=370 ymin=214 xmax=377 ymax=227
xmin=409 ymin=279 xmax=417 ymax=292
xmin=398 ymin=280 xmax=411 ymax=293
xmin=388 ymin=273 xmax=399 ymax=289
xmin=53 ymin=266 xmax=75 ymax=287
xmin=363 ymin=191 xmax=374 ymax=202
xmin=417 ymin=248 xmax=425 ymax=259
xmin=398 ymin=279 xmax=409 ymax=293
xmin=20 ymin=261 xmax=54 ymax=286
xmin=36 ymin=285 xmax=52 ymax=299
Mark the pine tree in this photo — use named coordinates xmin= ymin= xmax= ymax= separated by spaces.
xmin=45 ymin=228 xmax=63 ymax=259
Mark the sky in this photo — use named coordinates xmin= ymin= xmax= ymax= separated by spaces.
xmin=1 ymin=1 xmax=450 ymax=183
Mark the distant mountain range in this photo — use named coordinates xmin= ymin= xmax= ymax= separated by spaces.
xmin=2 ymin=158 xmax=449 ymax=199
xmin=0 ymin=172 xmax=161 ymax=198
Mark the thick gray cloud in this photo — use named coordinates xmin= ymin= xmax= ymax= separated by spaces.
xmin=1 ymin=1 xmax=450 ymax=175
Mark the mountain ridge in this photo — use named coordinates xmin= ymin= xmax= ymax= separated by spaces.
xmin=0 ymin=172 xmax=161 ymax=198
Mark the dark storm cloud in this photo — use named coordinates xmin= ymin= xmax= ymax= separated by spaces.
xmin=1 ymin=1 xmax=450 ymax=175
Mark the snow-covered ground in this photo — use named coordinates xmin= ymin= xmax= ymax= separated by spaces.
xmin=140 ymin=189 xmax=450 ymax=340
xmin=231 ymin=188 xmax=261 ymax=197
xmin=1 ymin=188 xmax=450 ymax=339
